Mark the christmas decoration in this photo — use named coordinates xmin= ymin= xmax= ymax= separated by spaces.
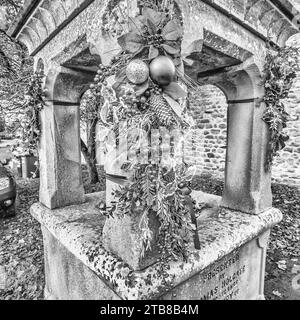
xmin=126 ymin=59 xmax=149 ymax=84
xmin=117 ymin=6 xmax=183 ymax=62
xmin=263 ymin=46 xmax=300 ymax=171
xmin=91 ymin=0 xmax=202 ymax=265
xmin=149 ymin=56 xmax=176 ymax=85
xmin=149 ymin=93 xmax=175 ymax=126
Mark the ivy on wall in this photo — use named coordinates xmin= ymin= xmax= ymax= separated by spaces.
xmin=13 ymin=71 xmax=44 ymax=157
xmin=263 ymin=46 xmax=300 ymax=171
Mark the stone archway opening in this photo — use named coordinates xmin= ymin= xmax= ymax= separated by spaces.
xmin=79 ymin=88 xmax=106 ymax=194
xmin=189 ymin=84 xmax=228 ymax=193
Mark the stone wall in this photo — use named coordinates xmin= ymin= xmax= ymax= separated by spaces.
xmin=188 ymin=61 xmax=300 ymax=187
xmin=187 ymin=86 xmax=227 ymax=180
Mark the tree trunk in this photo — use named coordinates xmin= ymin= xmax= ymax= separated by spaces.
xmin=81 ymin=117 xmax=99 ymax=184
xmin=81 ymin=138 xmax=99 ymax=184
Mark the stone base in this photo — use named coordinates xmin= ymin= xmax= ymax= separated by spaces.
xmin=102 ymin=212 xmax=161 ymax=271
xmin=31 ymin=192 xmax=282 ymax=300
xmin=42 ymin=226 xmax=121 ymax=300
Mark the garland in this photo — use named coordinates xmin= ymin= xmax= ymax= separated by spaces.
xmin=263 ymin=46 xmax=299 ymax=171
xmin=109 ymin=163 xmax=196 ymax=261
xmin=92 ymin=0 xmax=200 ymax=263
xmin=13 ymin=71 xmax=45 ymax=157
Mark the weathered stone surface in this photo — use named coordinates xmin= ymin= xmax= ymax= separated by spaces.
xmin=43 ymin=226 xmax=121 ymax=300
xmin=39 ymin=102 xmax=85 ymax=209
xmin=221 ymin=99 xmax=272 ymax=214
xmin=161 ymin=231 xmax=270 ymax=300
xmin=102 ymin=212 xmax=160 ymax=271
xmin=31 ymin=193 xmax=282 ymax=300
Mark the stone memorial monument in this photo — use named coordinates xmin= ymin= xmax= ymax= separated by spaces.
xmin=8 ymin=0 xmax=300 ymax=300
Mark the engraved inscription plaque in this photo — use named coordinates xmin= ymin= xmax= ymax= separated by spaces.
xmin=161 ymin=232 xmax=268 ymax=300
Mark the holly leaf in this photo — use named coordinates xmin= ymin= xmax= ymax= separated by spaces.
xmin=142 ymin=8 xmax=165 ymax=27
xmin=162 ymin=19 xmax=183 ymax=41
xmin=149 ymin=45 xmax=159 ymax=60
xmin=128 ymin=16 xmax=147 ymax=32
xmin=147 ymin=19 xmax=157 ymax=35
xmin=164 ymin=82 xmax=187 ymax=100
xmin=162 ymin=44 xmax=180 ymax=55
xmin=118 ymin=32 xmax=143 ymax=53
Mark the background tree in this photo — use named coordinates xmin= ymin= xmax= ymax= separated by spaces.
xmin=1 ymin=1 xmax=100 ymax=184
xmin=80 ymin=90 xmax=101 ymax=184
xmin=0 ymin=0 xmax=33 ymax=137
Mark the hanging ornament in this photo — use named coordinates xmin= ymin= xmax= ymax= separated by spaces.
xmin=149 ymin=94 xmax=174 ymax=126
xmin=126 ymin=59 xmax=149 ymax=84
xmin=149 ymin=56 xmax=176 ymax=86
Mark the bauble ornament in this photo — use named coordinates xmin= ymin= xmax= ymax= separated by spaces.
xmin=126 ymin=59 xmax=149 ymax=84
xmin=149 ymin=56 xmax=176 ymax=86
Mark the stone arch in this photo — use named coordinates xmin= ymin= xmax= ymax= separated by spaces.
xmin=218 ymin=64 xmax=271 ymax=214
xmin=39 ymin=48 xmax=98 ymax=209
xmin=189 ymin=84 xmax=228 ymax=181
xmin=189 ymin=58 xmax=272 ymax=214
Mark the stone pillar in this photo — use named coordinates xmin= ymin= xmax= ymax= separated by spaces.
xmin=39 ymin=101 xmax=85 ymax=209
xmin=220 ymin=67 xmax=272 ymax=214
xmin=39 ymin=67 xmax=93 ymax=209
xmin=102 ymin=125 xmax=186 ymax=270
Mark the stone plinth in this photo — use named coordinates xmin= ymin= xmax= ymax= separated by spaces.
xmin=31 ymin=192 xmax=282 ymax=300
xmin=103 ymin=212 xmax=161 ymax=271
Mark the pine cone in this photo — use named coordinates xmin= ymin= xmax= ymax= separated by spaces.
xmin=149 ymin=94 xmax=175 ymax=126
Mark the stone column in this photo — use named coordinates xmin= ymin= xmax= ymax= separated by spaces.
xmin=39 ymin=67 xmax=92 ymax=209
xmin=39 ymin=101 xmax=85 ymax=209
xmin=220 ymin=67 xmax=272 ymax=214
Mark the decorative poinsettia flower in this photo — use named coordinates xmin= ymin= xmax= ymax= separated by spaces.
xmin=117 ymin=8 xmax=183 ymax=62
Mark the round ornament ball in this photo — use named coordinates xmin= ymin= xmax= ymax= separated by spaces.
xmin=126 ymin=60 xmax=149 ymax=84
xmin=149 ymin=56 xmax=176 ymax=86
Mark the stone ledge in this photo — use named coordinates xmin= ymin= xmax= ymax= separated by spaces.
xmin=30 ymin=192 xmax=282 ymax=300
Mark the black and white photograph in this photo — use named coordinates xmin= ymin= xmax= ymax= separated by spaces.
xmin=0 ymin=0 xmax=300 ymax=308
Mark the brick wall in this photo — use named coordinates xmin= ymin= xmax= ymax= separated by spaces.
xmin=188 ymin=44 xmax=300 ymax=186
xmin=187 ymin=86 xmax=227 ymax=180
